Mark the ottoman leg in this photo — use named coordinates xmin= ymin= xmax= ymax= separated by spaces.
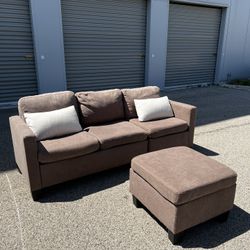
xmin=168 ymin=230 xmax=184 ymax=245
xmin=216 ymin=211 xmax=230 ymax=223
xmin=132 ymin=195 xmax=142 ymax=208
xmin=31 ymin=190 xmax=42 ymax=201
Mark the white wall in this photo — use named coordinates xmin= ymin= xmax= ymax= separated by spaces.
xmin=145 ymin=0 xmax=169 ymax=89
xmin=221 ymin=0 xmax=250 ymax=81
xmin=30 ymin=0 xmax=67 ymax=93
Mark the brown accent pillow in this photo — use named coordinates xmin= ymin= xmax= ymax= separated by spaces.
xmin=75 ymin=89 xmax=125 ymax=126
xmin=122 ymin=86 xmax=160 ymax=119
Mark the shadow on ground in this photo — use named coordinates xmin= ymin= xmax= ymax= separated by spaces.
xmin=193 ymin=144 xmax=219 ymax=156
xmin=180 ymin=205 xmax=250 ymax=248
xmin=140 ymin=203 xmax=250 ymax=249
xmin=38 ymin=165 xmax=130 ymax=203
xmin=0 ymin=108 xmax=17 ymax=172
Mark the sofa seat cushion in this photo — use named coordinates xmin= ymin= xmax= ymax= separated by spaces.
xmin=131 ymin=146 xmax=237 ymax=205
xmin=38 ymin=132 xmax=99 ymax=163
xmin=130 ymin=117 xmax=188 ymax=139
xmin=87 ymin=121 xmax=147 ymax=150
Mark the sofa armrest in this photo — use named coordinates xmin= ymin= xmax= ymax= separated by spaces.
xmin=9 ymin=116 xmax=42 ymax=192
xmin=170 ymin=100 xmax=197 ymax=147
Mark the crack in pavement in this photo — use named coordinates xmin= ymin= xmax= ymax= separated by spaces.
xmin=196 ymin=121 xmax=250 ymax=136
xmin=5 ymin=173 xmax=25 ymax=250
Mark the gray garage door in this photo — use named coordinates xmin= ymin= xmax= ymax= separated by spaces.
xmin=61 ymin=0 xmax=147 ymax=92
xmin=0 ymin=0 xmax=37 ymax=103
xmin=166 ymin=3 xmax=222 ymax=87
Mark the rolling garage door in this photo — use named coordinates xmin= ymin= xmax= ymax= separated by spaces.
xmin=0 ymin=0 xmax=37 ymax=103
xmin=165 ymin=3 xmax=222 ymax=87
xmin=61 ymin=0 xmax=147 ymax=92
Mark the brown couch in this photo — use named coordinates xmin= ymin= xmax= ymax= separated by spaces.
xmin=9 ymin=86 xmax=197 ymax=200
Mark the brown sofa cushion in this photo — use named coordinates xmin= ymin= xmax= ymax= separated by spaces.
xmin=38 ymin=131 xmax=99 ymax=163
xmin=87 ymin=121 xmax=147 ymax=150
xmin=18 ymin=91 xmax=78 ymax=120
xmin=122 ymin=86 xmax=160 ymax=119
xmin=40 ymin=141 xmax=148 ymax=188
xmin=132 ymin=146 xmax=237 ymax=205
xmin=75 ymin=89 xmax=124 ymax=127
xmin=148 ymin=132 xmax=190 ymax=152
xmin=130 ymin=117 xmax=188 ymax=139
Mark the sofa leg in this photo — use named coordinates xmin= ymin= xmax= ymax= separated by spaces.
xmin=132 ymin=195 xmax=142 ymax=208
xmin=31 ymin=190 xmax=42 ymax=201
xmin=216 ymin=211 xmax=230 ymax=223
xmin=168 ymin=230 xmax=184 ymax=245
xmin=15 ymin=164 xmax=22 ymax=174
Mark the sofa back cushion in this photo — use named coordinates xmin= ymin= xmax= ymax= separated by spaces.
xmin=122 ymin=86 xmax=160 ymax=119
xmin=18 ymin=91 xmax=78 ymax=120
xmin=75 ymin=89 xmax=124 ymax=126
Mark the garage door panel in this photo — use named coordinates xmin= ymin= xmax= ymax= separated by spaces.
xmin=70 ymin=82 xmax=143 ymax=91
xmin=63 ymin=8 xmax=146 ymax=17
xmin=64 ymin=28 xmax=145 ymax=35
xmin=67 ymin=63 xmax=144 ymax=71
xmin=0 ymin=0 xmax=37 ymax=103
xmin=62 ymin=0 xmax=147 ymax=91
xmin=167 ymin=56 xmax=217 ymax=63
xmin=63 ymin=1 xmax=145 ymax=13
xmin=166 ymin=3 xmax=221 ymax=87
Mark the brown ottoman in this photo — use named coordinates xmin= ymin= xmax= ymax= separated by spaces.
xmin=129 ymin=146 xmax=237 ymax=244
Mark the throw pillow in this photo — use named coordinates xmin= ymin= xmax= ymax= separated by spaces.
xmin=24 ymin=105 xmax=82 ymax=140
xmin=134 ymin=96 xmax=174 ymax=122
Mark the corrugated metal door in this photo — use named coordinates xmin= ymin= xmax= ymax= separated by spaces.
xmin=0 ymin=0 xmax=37 ymax=103
xmin=166 ymin=3 xmax=222 ymax=87
xmin=61 ymin=0 xmax=147 ymax=92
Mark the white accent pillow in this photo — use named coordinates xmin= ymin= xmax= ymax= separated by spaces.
xmin=24 ymin=105 xmax=82 ymax=140
xmin=134 ymin=96 xmax=174 ymax=122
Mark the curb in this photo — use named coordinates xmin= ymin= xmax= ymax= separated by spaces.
xmin=217 ymin=83 xmax=250 ymax=91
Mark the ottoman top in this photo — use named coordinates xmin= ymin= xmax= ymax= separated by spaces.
xmin=131 ymin=146 xmax=237 ymax=205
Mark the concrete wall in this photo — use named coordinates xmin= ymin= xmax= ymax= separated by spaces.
xmin=145 ymin=0 xmax=169 ymax=89
xmin=221 ymin=0 xmax=250 ymax=81
xmin=30 ymin=0 xmax=67 ymax=93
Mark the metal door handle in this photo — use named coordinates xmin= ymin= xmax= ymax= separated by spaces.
xmin=24 ymin=54 xmax=33 ymax=60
